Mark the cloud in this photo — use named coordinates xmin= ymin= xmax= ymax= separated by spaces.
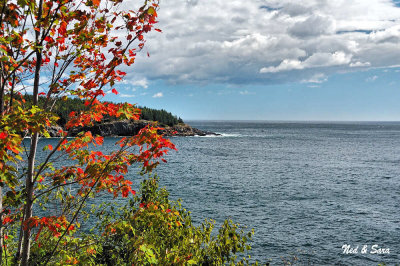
xmin=126 ymin=0 xmax=400 ymax=85
xmin=288 ymin=15 xmax=336 ymax=38
xmin=301 ymin=73 xmax=328 ymax=84
xmin=121 ymin=78 xmax=148 ymax=89
xmin=120 ymin=94 xmax=136 ymax=98
xmin=260 ymin=59 xmax=303 ymax=73
xmin=366 ymin=75 xmax=378 ymax=82
xmin=260 ymin=52 xmax=352 ymax=73
xmin=239 ymin=90 xmax=255 ymax=95
xmin=131 ymin=78 xmax=149 ymax=89
xmin=350 ymin=61 xmax=371 ymax=67
xmin=152 ymin=92 xmax=163 ymax=98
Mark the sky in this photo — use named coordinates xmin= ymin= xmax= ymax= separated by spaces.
xmin=105 ymin=0 xmax=400 ymax=121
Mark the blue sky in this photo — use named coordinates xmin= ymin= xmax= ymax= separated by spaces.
xmin=105 ymin=0 xmax=400 ymax=121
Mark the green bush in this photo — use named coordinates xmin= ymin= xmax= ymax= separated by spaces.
xmin=93 ymin=176 xmax=256 ymax=265
xmin=24 ymin=176 xmax=257 ymax=265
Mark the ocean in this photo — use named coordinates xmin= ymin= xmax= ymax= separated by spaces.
xmin=33 ymin=121 xmax=400 ymax=265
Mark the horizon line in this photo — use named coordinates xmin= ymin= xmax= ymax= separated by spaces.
xmin=183 ymin=119 xmax=400 ymax=123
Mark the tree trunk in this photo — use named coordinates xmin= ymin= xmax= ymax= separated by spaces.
xmin=0 ymin=186 xmax=3 ymax=261
xmin=20 ymin=10 xmax=43 ymax=262
xmin=0 ymin=64 xmax=4 ymax=262
xmin=20 ymin=132 xmax=39 ymax=265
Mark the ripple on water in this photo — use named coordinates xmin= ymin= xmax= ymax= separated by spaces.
xmin=31 ymin=121 xmax=400 ymax=265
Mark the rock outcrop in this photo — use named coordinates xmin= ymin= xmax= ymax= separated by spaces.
xmin=158 ymin=123 xmax=219 ymax=137
xmin=48 ymin=120 xmax=219 ymax=137
xmin=46 ymin=125 xmax=64 ymax=137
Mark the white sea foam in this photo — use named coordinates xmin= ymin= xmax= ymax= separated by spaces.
xmin=193 ymin=133 xmax=241 ymax=138
xmin=219 ymin=133 xmax=241 ymax=137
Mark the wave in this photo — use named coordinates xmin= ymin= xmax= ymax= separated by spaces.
xmin=192 ymin=133 xmax=241 ymax=138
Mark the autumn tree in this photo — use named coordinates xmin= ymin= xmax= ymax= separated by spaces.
xmin=0 ymin=0 xmax=177 ymax=264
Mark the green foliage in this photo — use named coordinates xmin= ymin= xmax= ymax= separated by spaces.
xmin=24 ymin=176 xmax=257 ymax=265
xmin=94 ymin=176 xmax=256 ymax=265
xmin=23 ymin=95 xmax=184 ymax=127
xmin=139 ymin=106 xmax=184 ymax=126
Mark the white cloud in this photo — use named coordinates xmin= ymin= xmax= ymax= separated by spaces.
xmin=350 ymin=61 xmax=371 ymax=67
xmin=301 ymin=73 xmax=328 ymax=84
xmin=14 ymin=84 xmax=32 ymax=93
xmin=121 ymin=78 xmax=148 ymax=89
xmin=239 ymin=90 xmax=255 ymax=95
xmin=152 ymin=92 xmax=163 ymax=98
xmin=126 ymin=0 xmax=400 ymax=85
xmin=260 ymin=59 xmax=303 ymax=73
xmin=366 ymin=75 xmax=378 ymax=82
xmin=260 ymin=51 xmax=352 ymax=73
xmin=131 ymin=78 xmax=149 ymax=89
xmin=120 ymin=94 xmax=136 ymax=98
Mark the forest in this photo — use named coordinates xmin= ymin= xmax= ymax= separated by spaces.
xmin=23 ymin=95 xmax=184 ymax=127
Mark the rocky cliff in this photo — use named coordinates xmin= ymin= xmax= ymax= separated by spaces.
xmin=47 ymin=120 xmax=219 ymax=137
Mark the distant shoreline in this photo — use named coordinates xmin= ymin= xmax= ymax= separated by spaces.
xmin=186 ymin=120 xmax=400 ymax=124
xmin=46 ymin=120 xmax=220 ymax=138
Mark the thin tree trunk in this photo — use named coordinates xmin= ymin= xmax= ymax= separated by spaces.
xmin=19 ymin=0 xmax=44 ymax=262
xmin=20 ymin=132 xmax=39 ymax=265
xmin=0 ymin=186 xmax=3 ymax=262
xmin=0 ymin=64 xmax=4 ymax=115
xmin=0 ymin=67 xmax=4 ymax=263
xmin=20 ymin=11 xmax=43 ymax=264
xmin=0 ymin=6 xmax=9 ymax=263
xmin=20 ymin=58 xmax=42 ymax=265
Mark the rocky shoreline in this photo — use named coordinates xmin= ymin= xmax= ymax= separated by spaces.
xmin=47 ymin=120 xmax=220 ymax=137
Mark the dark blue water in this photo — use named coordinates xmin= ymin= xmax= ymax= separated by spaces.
xmin=34 ymin=121 xmax=400 ymax=265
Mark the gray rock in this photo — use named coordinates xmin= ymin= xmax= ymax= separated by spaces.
xmin=50 ymin=120 xmax=221 ymax=137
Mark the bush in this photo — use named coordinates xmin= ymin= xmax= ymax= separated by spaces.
xmin=24 ymin=176 xmax=257 ymax=265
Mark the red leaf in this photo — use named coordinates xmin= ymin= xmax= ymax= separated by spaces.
xmin=0 ymin=132 xmax=7 ymax=139
xmin=111 ymin=88 xmax=118 ymax=95
xmin=38 ymin=92 xmax=46 ymax=96
xmin=92 ymin=0 xmax=100 ymax=7
xmin=155 ymin=28 xmax=162 ymax=32
xmin=95 ymin=136 xmax=104 ymax=145
xmin=58 ymin=21 xmax=67 ymax=35
xmin=48 ymin=145 xmax=53 ymax=151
